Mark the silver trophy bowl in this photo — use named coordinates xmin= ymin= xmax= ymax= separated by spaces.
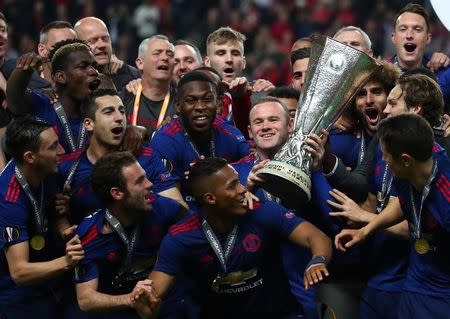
xmin=257 ymin=36 xmax=381 ymax=208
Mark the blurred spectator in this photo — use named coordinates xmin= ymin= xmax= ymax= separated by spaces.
xmin=133 ymin=0 xmax=160 ymax=41
xmin=0 ymin=0 xmax=448 ymax=90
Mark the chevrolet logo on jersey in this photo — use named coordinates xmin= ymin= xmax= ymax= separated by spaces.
xmin=211 ymin=268 xmax=262 ymax=294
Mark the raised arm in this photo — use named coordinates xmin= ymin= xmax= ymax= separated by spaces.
xmin=6 ymin=53 xmax=44 ymax=115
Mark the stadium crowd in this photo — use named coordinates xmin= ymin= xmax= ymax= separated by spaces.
xmin=0 ymin=1 xmax=449 ymax=319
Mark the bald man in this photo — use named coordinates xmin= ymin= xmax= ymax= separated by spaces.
xmin=75 ymin=17 xmax=140 ymax=90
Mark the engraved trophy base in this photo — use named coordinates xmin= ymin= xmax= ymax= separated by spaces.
xmin=257 ymin=160 xmax=311 ymax=208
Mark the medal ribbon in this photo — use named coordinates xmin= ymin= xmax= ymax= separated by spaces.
xmin=358 ymin=131 xmax=365 ymax=165
xmin=182 ymin=123 xmax=216 ymax=158
xmin=409 ymin=159 xmax=437 ymax=240
xmin=377 ymin=163 xmax=393 ymax=212
xmin=202 ymin=219 xmax=238 ymax=273
xmin=105 ymin=210 xmax=140 ymax=271
xmin=131 ymin=85 xmax=171 ymax=128
xmin=15 ymin=166 xmax=44 ymax=234
xmin=54 ymin=102 xmax=87 ymax=152
xmin=63 ymin=155 xmax=83 ymax=191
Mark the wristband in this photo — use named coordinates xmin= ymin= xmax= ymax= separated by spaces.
xmin=305 ymin=255 xmax=328 ymax=272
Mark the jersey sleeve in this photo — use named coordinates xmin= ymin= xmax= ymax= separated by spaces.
xmin=227 ymin=124 xmax=250 ymax=158
xmin=310 ymin=170 xmax=344 ymax=233
xmin=153 ymin=195 xmax=184 ymax=226
xmin=150 ymin=133 xmax=184 ymax=180
xmin=138 ymin=144 xmax=178 ymax=193
xmin=73 ymin=257 xmax=99 ymax=284
xmin=30 ymin=91 xmax=53 ymax=118
xmin=74 ymin=214 xmax=101 ymax=283
xmin=430 ymin=171 xmax=450 ymax=232
xmin=153 ymin=234 xmax=185 ymax=276
xmin=0 ymin=199 xmax=29 ymax=249
xmin=256 ymin=201 xmax=304 ymax=238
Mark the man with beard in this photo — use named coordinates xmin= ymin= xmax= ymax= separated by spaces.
xmin=172 ymin=39 xmax=203 ymax=85
xmin=328 ymin=61 xmax=400 ymax=170
xmin=146 ymin=157 xmax=331 ymax=319
xmin=300 ymin=59 xmax=400 ymax=319
xmin=390 ymin=3 xmax=450 ymax=108
xmin=74 ymin=17 xmax=140 ymax=90
xmin=57 ymin=88 xmax=184 ymax=227
xmin=121 ymin=35 xmax=177 ymax=136
xmin=335 ymin=114 xmax=450 ymax=318
xmin=323 ymin=71 xmax=449 ymax=202
xmin=326 ymin=73 xmax=445 ymax=318
xmin=6 ymin=39 xmax=100 ymax=154
xmin=0 ymin=117 xmax=83 ymax=319
xmin=205 ymin=26 xmax=274 ymax=137
xmin=151 ymin=71 xmax=250 ymax=209
xmin=74 ymin=152 xmax=186 ymax=318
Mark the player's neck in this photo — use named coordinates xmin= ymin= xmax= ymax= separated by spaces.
xmin=204 ymin=210 xmax=236 ymax=234
xmin=109 ymin=204 xmax=139 ymax=228
xmin=58 ymin=94 xmax=81 ymax=118
xmin=141 ymin=76 xmax=170 ymax=101
xmin=184 ymin=124 xmax=212 ymax=144
xmin=256 ymin=148 xmax=276 ymax=161
xmin=364 ymin=127 xmax=376 ymax=138
xmin=397 ymin=57 xmax=422 ymax=71
xmin=410 ymin=157 xmax=435 ymax=191
xmin=87 ymin=139 xmax=117 ymax=164
xmin=17 ymin=163 xmax=44 ymax=187
xmin=97 ymin=63 xmax=111 ymax=75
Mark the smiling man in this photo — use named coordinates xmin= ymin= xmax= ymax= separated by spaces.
xmin=147 ymin=157 xmax=331 ymax=319
xmin=151 ymin=70 xmax=250 ymax=209
xmin=172 ymin=39 xmax=203 ymax=85
xmin=74 ymin=151 xmax=187 ymax=318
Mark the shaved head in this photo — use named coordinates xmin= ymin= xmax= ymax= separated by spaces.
xmin=74 ymin=17 xmax=112 ymax=66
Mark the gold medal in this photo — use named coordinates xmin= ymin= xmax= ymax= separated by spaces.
xmin=415 ymin=238 xmax=430 ymax=255
xmin=30 ymin=235 xmax=45 ymax=251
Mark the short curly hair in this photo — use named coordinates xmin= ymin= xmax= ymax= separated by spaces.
xmin=48 ymin=38 xmax=91 ymax=74
xmin=370 ymin=60 xmax=401 ymax=95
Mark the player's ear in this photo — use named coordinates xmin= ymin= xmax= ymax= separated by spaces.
xmin=203 ymin=192 xmax=216 ymax=205
xmin=111 ymin=187 xmax=124 ymax=201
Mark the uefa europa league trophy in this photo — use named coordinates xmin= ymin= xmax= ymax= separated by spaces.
xmin=257 ymin=36 xmax=381 ymax=208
